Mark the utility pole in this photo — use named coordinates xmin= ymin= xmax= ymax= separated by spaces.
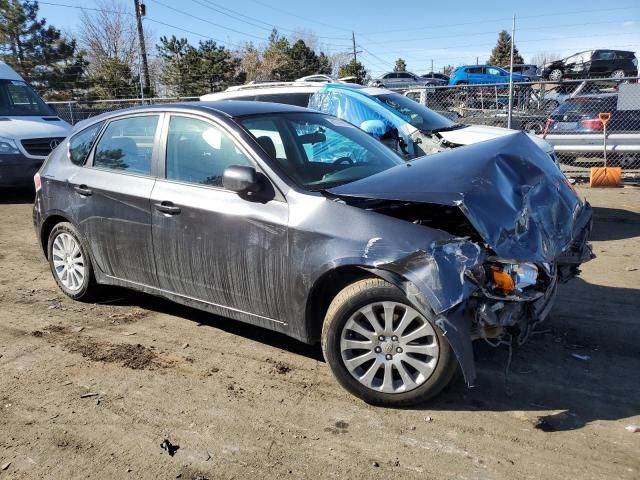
xmin=507 ymin=14 xmax=516 ymax=129
xmin=352 ymin=32 xmax=357 ymax=63
xmin=431 ymin=59 xmax=433 ymax=74
xmin=134 ymin=0 xmax=151 ymax=97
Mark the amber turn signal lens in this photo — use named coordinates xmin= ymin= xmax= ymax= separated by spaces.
xmin=490 ymin=267 xmax=515 ymax=292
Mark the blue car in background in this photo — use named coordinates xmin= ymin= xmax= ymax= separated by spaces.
xmin=449 ymin=65 xmax=526 ymax=85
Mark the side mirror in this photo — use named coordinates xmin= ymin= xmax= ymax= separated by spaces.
xmin=222 ymin=165 xmax=260 ymax=194
xmin=359 ymin=119 xmax=388 ymax=139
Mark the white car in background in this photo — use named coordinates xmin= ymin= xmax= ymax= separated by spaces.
xmin=201 ymin=82 xmax=558 ymax=164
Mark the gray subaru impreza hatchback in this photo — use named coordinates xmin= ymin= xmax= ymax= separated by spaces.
xmin=33 ymin=101 xmax=593 ymax=406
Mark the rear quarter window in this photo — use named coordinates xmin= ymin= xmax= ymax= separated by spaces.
xmin=68 ymin=121 xmax=104 ymax=166
xmin=254 ymin=93 xmax=311 ymax=107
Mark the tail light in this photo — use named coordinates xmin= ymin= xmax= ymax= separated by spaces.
xmin=34 ymin=172 xmax=42 ymax=192
xmin=542 ymin=118 xmax=555 ymax=138
xmin=580 ymin=118 xmax=603 ymax=130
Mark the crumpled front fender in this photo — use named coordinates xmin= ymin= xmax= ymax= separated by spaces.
xmin=361 ymin=239 xmax=486 ymax=386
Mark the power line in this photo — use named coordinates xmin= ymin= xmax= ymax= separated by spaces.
xmin=371 ymin=31 xmax=640 ymax=56
xmin=361 ymin=18 xmax=639 ymax=46
xmin=355 ymin=5 xmax=640 ymax=35
xmin=246 ymin=0 xmax=354 ymax=34
xmin=191 ymin=0 xmax=351 ymax=41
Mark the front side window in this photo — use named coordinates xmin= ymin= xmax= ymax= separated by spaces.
xmin=486 ymin=67 xmax=502 ymax=75
xmin=239 ymin=112 xmax=404 ymax=190
xmin=0 ymin=80 xmax=54 ymax=116
xmin=94 ymin=115 xmax=159 ymax=175
xmin=165 ymin=116 xmax=253 ymax=187
xmin=69 ymin=121 xmax=104 ymax=166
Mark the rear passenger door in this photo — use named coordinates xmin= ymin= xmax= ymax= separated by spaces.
xmin=589 ymin=50 xmax=615 ymax=76
xmin=70 ymin=113 xmax=162 ymax=286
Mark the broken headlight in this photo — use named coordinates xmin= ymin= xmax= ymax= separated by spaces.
xmin=487 ymin=262 xmax=539 ymax=294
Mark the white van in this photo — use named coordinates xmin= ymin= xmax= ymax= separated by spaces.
xmin=0 ymin=62 xmax=71 ymax=187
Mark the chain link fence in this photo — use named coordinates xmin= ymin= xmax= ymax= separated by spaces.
xmin=396 ymin=77 xmax=640 ymax=178
xmin=46 ymin=79 xmax=640 ymax=180
xmin=47 ymin=97 xmax=200 ymax=125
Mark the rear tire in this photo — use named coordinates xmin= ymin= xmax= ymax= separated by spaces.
xmin=611 ymin=69 xmax=625 ymax=79
xmin=321 ymin=278 xmax=458 ymax=407
xmin=47 ymin=222 xmax=99 ymax=301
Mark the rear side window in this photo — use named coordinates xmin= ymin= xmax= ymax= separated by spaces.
xmin=466 ymin=67 xmax=483 ymax=74
xmin=557 ymin=98 xmax=615 ymax=116
xmin=69 ymin=121 xmax=104 ymax=166
xmin=93 ymin=115 xmax=159 ymax=175
xmin=254 ymin=93 xmax=311 ymax=107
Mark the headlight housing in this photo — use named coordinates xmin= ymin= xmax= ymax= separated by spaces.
xmin=487 ymin=262 xmax=539 ymax=294
xmin=0 ymin=137 xmax=20 ymax=155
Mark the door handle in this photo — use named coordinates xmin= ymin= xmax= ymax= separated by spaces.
xmin=154 ymin=201 xmax=181 ymax=215
xmin=73 ymin=184 xmax=92 ymax=196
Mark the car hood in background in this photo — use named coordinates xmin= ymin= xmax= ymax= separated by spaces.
xmin=0 ymin=116 xmax=71 ymax=140
xmin=329 ymin=133 xmax=590 ymax=263
xmin=439 ymin=124 xmax=554 ymax=154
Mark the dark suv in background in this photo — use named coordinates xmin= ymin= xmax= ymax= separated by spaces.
xmin=540 ymin=50 xmax=638 ymax=81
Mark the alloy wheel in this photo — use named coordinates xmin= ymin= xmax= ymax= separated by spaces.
xmin=51 ymin=232 xmax=85 ymax=291
xmin=340 ymin=301 xmax=440 ymax=394
xmin=549 ymin=69 xmax=563 ymax=81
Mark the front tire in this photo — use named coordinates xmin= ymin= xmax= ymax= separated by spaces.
xmin=548 ymin=69 xmax=563 ymax=81
xmin=47 ymin=222 xmax=99 ymax=301
xmin=321 ymin=278 xmax=457 ymax=407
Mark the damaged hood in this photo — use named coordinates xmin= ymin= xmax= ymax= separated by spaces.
xmin=329 ymin=132 xmax=590 ymax=263
xmin=439 ymin=124 xmax=554 ymax=154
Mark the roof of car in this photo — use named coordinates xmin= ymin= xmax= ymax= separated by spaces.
xmin=71 ymin=101 xmax=317 ymax=131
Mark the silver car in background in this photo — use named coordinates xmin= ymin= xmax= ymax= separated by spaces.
xmin=369 ymin=72 xmax=431 ymax=89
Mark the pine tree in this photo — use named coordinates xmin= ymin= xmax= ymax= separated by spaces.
xmin=156 ymin=35 xmax=198 ymax=97
xmin=317 ymin=52 xmax=332 ymax=75
xmin=488 ymin=30 xmax=523 ymax=67
xmin=197 ymin=40 xmax=240 ymax=93
xmin=0 ymin=0 xmax=86 ymax=98
xmin=263 ymin=28 xmax=290 ymax=80
xmin=338 ymin=59 xmax=368 ymax=84
xmin=394 ymin=58 xmax=407 ymax=72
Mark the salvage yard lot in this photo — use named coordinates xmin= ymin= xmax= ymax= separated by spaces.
xmin=1 ymin=185 xmax=639 ymax=479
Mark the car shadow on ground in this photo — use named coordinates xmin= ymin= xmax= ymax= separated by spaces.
xmin=420 ymin=275 xmax=640 ymax=432
xmin=104 ymin=288 xmax=324 ymax=361
xmin=589 ymin=206 xmax=640 ymax=241
xmin=1 ymin=187 xmax=35 ymax=205
xmin=106 ymin=275 xmax=639 ymax=432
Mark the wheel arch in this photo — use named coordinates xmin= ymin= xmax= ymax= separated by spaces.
xmin=304 ymin=264 xmax=477 ymax=386
xmin=40 ymin=213 xmax=73 ymax=259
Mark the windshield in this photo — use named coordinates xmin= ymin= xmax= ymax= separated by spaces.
xmin=0 ymin=80 xmax=54 ymax=116
xmin=239 ymin=112 xmax=404 ymax=190
xmin=375 ymin=93 xmax=457 ymax=132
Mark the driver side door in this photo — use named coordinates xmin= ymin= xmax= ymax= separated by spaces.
xmin=150 ymin=113 xmax=290 ymax=321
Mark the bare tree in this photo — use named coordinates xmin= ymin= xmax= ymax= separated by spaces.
xmin=78 ymin=0 xmax=138 ymax=74
xmin=530 ymin=51 xmax=562 ymax=67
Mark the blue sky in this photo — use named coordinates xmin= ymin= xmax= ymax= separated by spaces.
xmin=38 ymin=0 xmax=639 ymax=75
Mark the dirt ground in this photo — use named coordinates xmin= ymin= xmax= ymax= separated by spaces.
xmin=1 ymin=185 xmax=639 ymax=480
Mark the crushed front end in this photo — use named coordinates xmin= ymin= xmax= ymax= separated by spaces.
xmin=328 ymin=133 xmax=594 ymax=386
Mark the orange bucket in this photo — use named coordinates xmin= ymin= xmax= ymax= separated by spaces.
xmin=590 ymin=166 xmax=621 ymax=187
